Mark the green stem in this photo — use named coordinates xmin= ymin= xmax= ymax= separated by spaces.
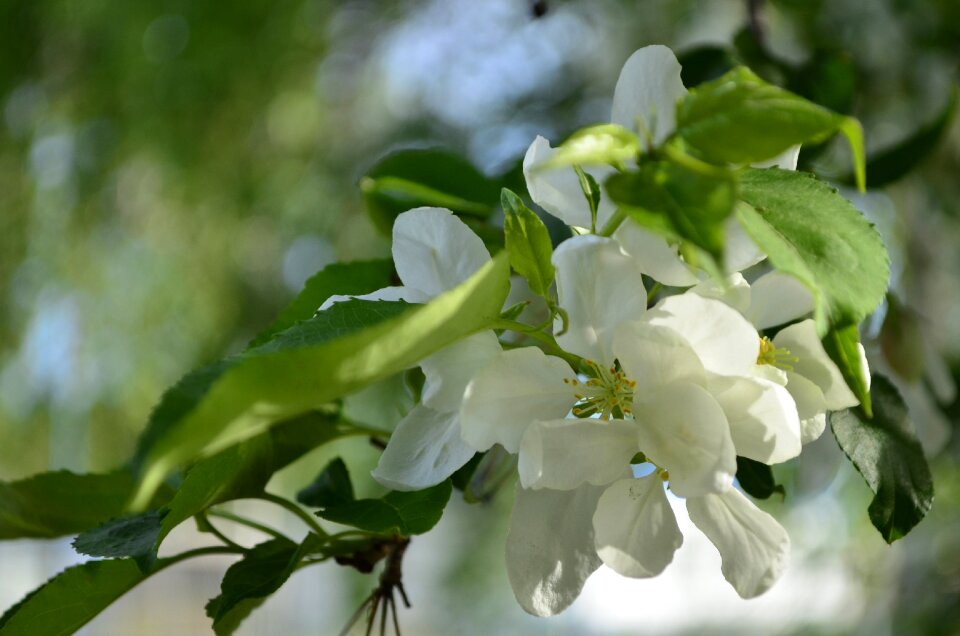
xmin=339 ymin=418 xmax=391 ymax=440
xmin=598 ymin=208 xmax=626 ymax=237
xmin=259 ymin=492 xmax=329 ymax=538
xmin=491 ymin=319 xmax=582 ymax=369
xmin=162 ymin=545 xmax=243 ymax=568
xmin=208 ymin=509 xmax=291 ymax=542
xmin=199 ymin=512 xmax=247 ymax=552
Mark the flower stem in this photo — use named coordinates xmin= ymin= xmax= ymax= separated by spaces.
xmin=491 ymin=319 xmax=582 ymax=369
xmin=259 ymin=492 xmax=329 ymax=538
xmin=208 ymin=509 xmax=291 ymax=542
xmin=597 ymin=208 xmax=626 ymax=237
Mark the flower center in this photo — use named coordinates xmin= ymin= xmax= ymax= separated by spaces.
xmin=563 ymin=360 xmax=636 ymax=420
xmin=756 ymin=336 xmax=799 ymax=370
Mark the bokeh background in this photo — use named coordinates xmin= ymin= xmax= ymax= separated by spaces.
xmin=1 ymin=0 xmax=959 ymax=634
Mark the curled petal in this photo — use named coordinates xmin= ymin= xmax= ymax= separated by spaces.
xmin=614 ymin=223 xmax=698 ymax=287
xmin=421 ymin=330 xmax=501 ymax=412
xmin=460 ymin=347 xmax=574 ymax=453
xmin=552 ymin=235 xmax=648 ymax=362
xmin=687 ymin=488 xmax=791 ymax=599
xmin=745 ymin=271 xmax=815 ymax=330
xmin=611 ymin=45 xmax=687 ymax=147
xmin=593 ymin=476 xmax=683 ymax=578
xmin=392 ymin=207 xmax=491 ymax=297
xmin=773 ymin=319 xmax=861 ymax=410
xmin=371 ymin=406 xmax=475 ymax=491
xmin=647 ymin=293 xmax=760 ymax=377
xmin=519 ymin=418 xmax=640 ymax=490
xmin=708 ymin=375 xmax=802 ymax=464
xmin=635 ymin=381 xmax=736 ymax=498
xmin=783 ymin=371 xmax=829 ymax=444
xmin=723 ymin=216 xmax=767 ymax=273
xmin=523 ymin=136 xmax=615 ymax=229
xmin=506 ymin=484 xmax=604 ymax=617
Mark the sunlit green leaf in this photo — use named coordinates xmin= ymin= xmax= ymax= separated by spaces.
xmin=502 ymin=188 xmax=555 ymax=298
xmin=132 ymin=253 xmax=510 ymax=508
xmin=736 ymin=169 xmax=888 ymax=334
xmin=676 ymin=67 xmax=865 ymax=189
xmin=822 ymin=324 xmax=873 ymax=418
xmin=829 ymin=375 xmax=934 ymax=543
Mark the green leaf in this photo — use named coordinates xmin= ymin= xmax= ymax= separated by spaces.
xmin=248 ymin=259 xmax=394 ymax=348
xmin=317 ymin=480 xmax=452 ymax=536
xmin=829 ymin=375 xmax=934 ymax=543
xmin=154 ymin=412 xmax=344 ymax=553
xmin=132 ymin=253 xmax=510 ymax=508
xmin=849 ymin=85 xmax=958 ymax=188
xmin=677 ymin=45 xmax=738 ymax=88
xmin=735 ymin=456 xmax=785 ymax=500
xmin=206 ymin=536 xmax=317 ymax=635
xmin=534 ymin=124 xmax=639 ymax=169
xmin=736 ymin=169 xmax=889 ymax=333
xmin=0 ymin=470 xmax=170 ymax=540
xmin=502 ymin=188 xmax=556 ymax=297
xmin=72 ymin=510 xmax=166 ymax=569
xmin=605 ymin=155 xmax=737 ymax=264
xmin=676 ymin=67 xmax=865 ymax=189
xmin=360 ymin=149 xmax=500 ymax=235
xmin=822 ymin=324 xmax=873 ymax=418
xmin=297 ymin=457 xmax=355 ymax=508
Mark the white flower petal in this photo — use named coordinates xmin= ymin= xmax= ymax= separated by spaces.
xmin=690 ymin=273 xmax=752 ymax=316
xmin=723 ymin=215 xmax=767 ymax=273
xmin=552 ymin=235 xmax=648 ymax=362
xmin=593 ymin=476 xmax=683 ymax=578
xmin=518 ymin=419 xmax=640 ymax=490
xmin=635 ymin=381 xmax=736 ymax=497
xmin=318 ymin=286 xmax=430 ymax=312
xmin=506 ymin=483 xmax=604 ymax=617
xmin=687 ymin=488 xmax=791 ymax=599
xmin=392 ymin=207 xmax=491 ymax=297
xmin=460 ymin=347 xmax=574 ymax=453
xmin=614 ymin=223 xmax=698 ymax=287
xmin=708 ymin=375 xmax=801 ymax=464
xmin=523 ymin=136 xmax=615 ymax=229
xmin=745 ymin=271 xmax=815 ymax=330
xmin=773 ymin=319 xmax=860 ymax=410
xmin=752 ymin=145 xmax=800 ymax=170
xmin=647 ymin=293 xmax=760 ymax=377
xmin=421 ymin=330 xmax=501 ymax=412
xmin=784 ymin=371 xmax=828 ymax=444
xmin=371 ymin=405 xmax=475 ymax=491
xmin=611 ymin=45 xmax=687 ymax=147
xmin=613 ymin=321 xmax=705 ymax=394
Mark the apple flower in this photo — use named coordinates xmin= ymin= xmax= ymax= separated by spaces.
xmin=323 ymin=206 xmax=503 ymax=491
xmin=459 ymin=235 xmax=796 ymax=615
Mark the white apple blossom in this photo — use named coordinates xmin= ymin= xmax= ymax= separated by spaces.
xmin=459 ymin=235 xmax=796 ymax=615
xmin=524 ymin=45 xmax=799 ymax=284
xmin=323 ymin=206 xmax=503 ymax=491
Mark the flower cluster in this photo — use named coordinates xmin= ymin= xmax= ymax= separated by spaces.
xmin=351 ymin=46 xmax=867 ymax=617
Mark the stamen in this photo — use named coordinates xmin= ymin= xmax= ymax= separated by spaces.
xmin=565 ymin=358 xmax=637 ymax=421
xmin=756 ymin=336 xmax=800 ymax=370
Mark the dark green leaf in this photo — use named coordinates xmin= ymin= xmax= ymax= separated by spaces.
xmin=0 ymin=559 xmax=156 ymax=635
xmin=361 ymin=149 xmax=499 ymax=235
xmin=736 ymin=456 xmax=785 ymax=500
xmin=72 ymin=510 xmax=165 ymax=569
xmin=297 ymin=457 xmax=355 ymax=508
xmin=846 ymin=85 xmax=957 ymax=188
xmin=317 ymin=480 xmax=452 ymax=536
xmin=248 ymin=300 xmax=411 ymax=354
xmin=822 ymin=324 xmax=873 ymax=418
xmin=502 ymin=188 xmax=556 ymax=297
xmin=678 ymin=45 xmax=738 ymax=88
xmin=737 ymin=169 xmax=889 ymax=333
xmin=248 ymin=259 xmax=394 ymax=348
xmin=829 ymin=375 xmax=934 ymax=543
xmin=676 ymin=67 xmax=865 ymax=189
xmin=206 ymin=536 xmax=318 ymax=634
xmin=450 ymin=452 xmax=483 ymax=492
xmin=606 ymin=155 xmax=737 ymax=265
xmin=0 ymin=470 xmax=170 ymax=540
xmin=132 ymin=253 xmax=510 ymax=509
xmin=154 ymin=412 xmax=344 ymax=554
